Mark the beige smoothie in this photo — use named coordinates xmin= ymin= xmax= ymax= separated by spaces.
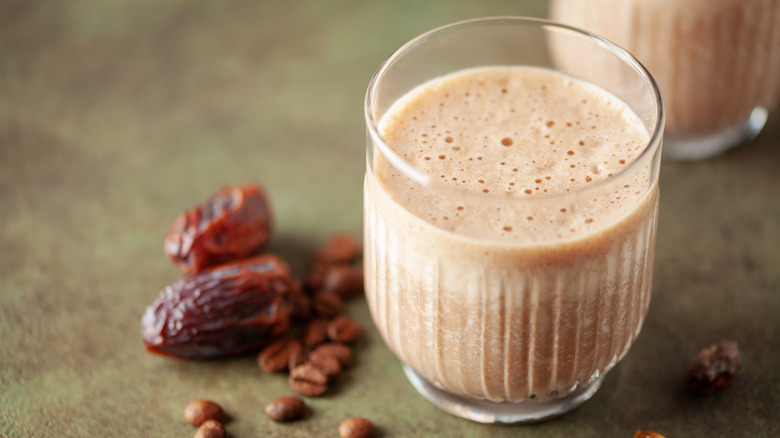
xmin=551 ymin=0 xmax=780 ymax=142
xmin=364 ymin=66 xmax=659 ymax=402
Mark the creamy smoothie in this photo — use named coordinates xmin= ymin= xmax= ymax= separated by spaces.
xmin=551 ymin=0 xmax=780 ymax=156
xmin=364 ymin=66 xmax=659 ymax=403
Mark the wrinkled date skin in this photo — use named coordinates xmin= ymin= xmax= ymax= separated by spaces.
xmin=687 ymin=340 xmax=741 ymax=395
xmin=165 ymin=184 xmax=272 ymax=274
xmin=141 ymin=255 xmax=295 ymax=359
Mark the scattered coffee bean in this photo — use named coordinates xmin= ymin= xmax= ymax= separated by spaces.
xmin=183 ymin=399 xmax=224 ymax=426
xmin=321 ymin=265 xmax=364 ymax=298
xmin=339 ymin=417 xmax=377 ymax=438
xmin=290 ymin=282 xmax=312 ymax=321
xmin=303 ymin=319 xmax=330 ymax=347
xmin=327 ymin=315 xmax=361 ymax=343
xmin=288 ymin=340 xmax=308 ymax=370
xmin=290 ymin=363 xmax=330 ymax=397
xmin=687 ymin=340 xmax=741 ymax=395
xmin=634 ymin=431 xmax=665 ymax=438
xmin=194 ymin=419 xmax=226 ymax=438
xmin=258 ymin=338 xmax=301 ymax=373
xmin=311 ymin=343 xmax=353 ymax=368
xmin=313 ymin=291 xmax=343 ymax=318
xmin=265 ymin=396 xmax=307 ymax=422
xmin=316 ymin=233 xmax=362 ymax=264
xmin=305 ymin=261 xmax=331 ymax=292
xmin=308 ymin=349 xmax=342 ymax=380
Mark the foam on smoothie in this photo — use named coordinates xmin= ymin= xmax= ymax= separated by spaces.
xmin=374 ymin=66 xmax=651 ymax=241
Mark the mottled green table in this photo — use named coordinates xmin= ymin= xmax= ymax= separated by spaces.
xmin=1 ymin=1 xmax=778 ymax=437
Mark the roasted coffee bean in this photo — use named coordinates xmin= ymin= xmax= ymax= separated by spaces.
xmin=327 ymin=315 xmax=361 ymax=344
xmin=258 ymin=338 xmax=301 ymax=373
xmin=194 ymin=419 xmax=226 ymax=438
xmin=339 ymin=417 xmax=377 ymax=438
xmin=165 ymin=184 xmax=272 ymax=274
xmin=311 ymin=343 xmax=353 ymax=368
xmin=687 ymin=340 xmax=741 ymax=395
xmin=142 ymin=256 xmax=296 ymax=359
xmin=265 ymin=396 xmax=307 ymax=422
xmin=321 ymin=265 xmax=364 ymax=298
xmin=303 ymin=319 xmax=329 ymax=347
xmin=289 ymin=363 xmax=329 ymax=397
xmin=316 ymin=233 xmax=361 ymax=264
xmin=305 ymin=261 xmax=331 ymax=292
xmin=308 ymin=349 xmax=342 ymax=380
xmin=634 ymin=431 xmax=666 ymax=438
xmin=288 ymin=340 xmax=308 ymax=370
xmin=183 ymin=399 xmax=224 ymax=426
xmin=290 ymin=285 xmax=312 ymax=321
xmin=313 ymin=291 xmax=343 ymax=317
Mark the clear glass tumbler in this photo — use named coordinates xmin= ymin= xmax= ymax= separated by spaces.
xmin=551 ymin=0 xmax=780 ymax=160
xmin=363 ymin=17 xmax=664 ymax=424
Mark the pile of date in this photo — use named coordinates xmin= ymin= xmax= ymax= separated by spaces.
xmin=141 ymin=183 xmax=364 ymax=397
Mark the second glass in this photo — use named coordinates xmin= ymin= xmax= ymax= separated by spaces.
xmin=551 ymin=0 xmax=780 ymax=160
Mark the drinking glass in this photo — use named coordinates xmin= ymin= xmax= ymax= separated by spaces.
xmin=363 ymin=17 xmax=664 ymax=424
xmin=551 ymin=0 xmax=780 ymax=160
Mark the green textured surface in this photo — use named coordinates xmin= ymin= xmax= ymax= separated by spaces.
xmin=1 ymin=1 xmax=778 ymax=436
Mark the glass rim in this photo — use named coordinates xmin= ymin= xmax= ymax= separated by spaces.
xmin=364 ymin=16 xmax=665 ymax=203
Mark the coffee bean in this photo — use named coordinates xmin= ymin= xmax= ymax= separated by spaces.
xmin=311 ymin=343 xmax=353 ymax=368
xmin=321 ymin=265 xmax=364 ymax=298
xmin=290 ymin=284 xmax=312 ymax=321
xmin=258 ymin=338 xmax=301 ymax=373
xmin=193 ymin=419 xmax=226 ymax=438
xmin=183 ymin=399 xmax=224 ymax=426
xmin=305 ymin=261 xmax=331 ymax=292
xmin=288 ymin=340 xmax=308 ymax=370
xmin=316 ymin=233 xmax=361 ymax=264
xmin=313 ymin=291 xmax=343 ymax=317
xmin=687 ymin=340 xmax=741 ymax=395
xmin=308 ymin=349 xmax=342 ymax=380
xmin=339 ymin=417 xmax=377 ymax=438
xmin=303 ymin=319 xmax=329 ymax=347
xmin=634 ymin=432 xmax=666 ymax=438
xmin=327 ymin=315 xmax=361 ymax=343
xmin=265 ymin=396 xmax=307 ymax=422
xmin=289 ymin=363 xmax=329 ymax=397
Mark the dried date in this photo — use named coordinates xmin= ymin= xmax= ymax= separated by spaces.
xmin=687 ymin=340 xmax=741 ymax=395
xmin=164 ymin=184 xmax=273 ymax=274
xmin=141 ymin=255 xmax=296 ymax=359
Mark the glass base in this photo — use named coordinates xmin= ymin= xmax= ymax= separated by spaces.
xmin=402 ymin=364 xmax=606 ymax=424
xmin=662 ymin=107 xmax=768 ymax=161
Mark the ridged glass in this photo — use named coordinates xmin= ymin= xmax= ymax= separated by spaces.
xmin=363 ymin=17 xmax=664 ymax=423
xmin=551 ymin=0 xmax=780 ymax=160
